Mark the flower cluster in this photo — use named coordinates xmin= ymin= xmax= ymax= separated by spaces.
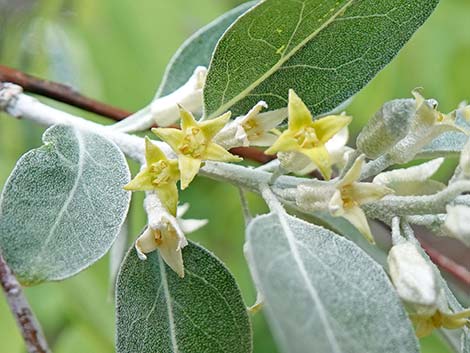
xmin=125 ymin=90 xmax=353 ymax=274
xmin=124 ymin=88 xmax=469 ymax=337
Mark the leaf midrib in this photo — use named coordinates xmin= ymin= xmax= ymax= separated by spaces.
xmin=209 ymin=0 xmax=355 ymax=118
xmin=36 ymin=128 xmax=85 ymax=261
xmin=273 ymin=212 xmax=343 ymax=353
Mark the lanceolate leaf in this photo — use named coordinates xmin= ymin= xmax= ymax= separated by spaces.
xmin=116 ymin=242 xmax=252 ymax=353
xmin=0 ymin=125 xmax=130 ymax=285
xmin=204 ymin=0 xmax=440 ymax=118
xmin=245 ymin=213 xmax=419 ymax=353
xmin=156 ymin=1 xmax=257 ymax=98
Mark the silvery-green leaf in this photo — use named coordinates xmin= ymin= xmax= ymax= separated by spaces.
xmin=245 ymin=213 xmax=419 ymax=353
xmin=156 ymin=1 xmax=257 ymax=98
xmin=116 ymin=242 xmax=252 ymax=353
xmin=463 ymin=329 xmax=470 ymax=353
xmin=0 ymin=125 xmax=130 ymax=285
xmin=109 ymin=220 xmax=130 ymax=292
xmin=204 ymin=0 xmax=440 ymax=118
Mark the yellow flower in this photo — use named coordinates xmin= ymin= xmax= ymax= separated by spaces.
xmin=124 ymin=137 xmax=179 ymax=215
xmin=152 ymin=105 xmax=242 ymax=189
xmin=265 ymin=89 xmax=352 ymax=180
xmin=412 ymin=90 xmax=467 ymax=136
xmin=411 ymin=308 xmax=470 ymax=338
xmin=329 ymin=155 xmax=394 ymax=243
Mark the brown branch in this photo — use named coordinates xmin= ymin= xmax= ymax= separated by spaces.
xmin=0 ymin=65 xmax=272 ymax=164
xmin=0 ymin=252 xmax=51 ymax=353
xmin=1 ymin=65 xmax=469 ymax=287
xmin=0 ymin=65 xmax=130 ymax=121
xmin=419 ymin=240 xmax=470 ymax=287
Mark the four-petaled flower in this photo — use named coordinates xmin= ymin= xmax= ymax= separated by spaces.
xmin=124 ymin=137 xmax=180 ymax=215
xmin=152 ymin=105 xmax=242 ymax=189
xmin=214 ymin=101 xmax=286 ymax=149
xmin=265 ymin=89 xmax=352 ymax=180
xmin=329 ymin=155 xmax=394 ymax=243
xmin=136 ymin=204 xmax=207 ymax=277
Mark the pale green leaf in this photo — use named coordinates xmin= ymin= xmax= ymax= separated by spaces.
xmin=156 ymin=1 xmax=257 ymax=97
xmin=0 ymin=125 xmax=130 ymax=285
xmin=204 ymin=0 xmax=440 ymax=118
xmin=245 ymin=213 xmax=419 ymax=353
xmin=116 ymin=241 xmax=252 ymax=353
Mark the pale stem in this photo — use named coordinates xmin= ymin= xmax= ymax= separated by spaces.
xmin=110 ymin=66 xmax=206 ymax=133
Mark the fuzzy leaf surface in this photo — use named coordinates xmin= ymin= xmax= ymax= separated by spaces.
xmin=0 ymin=125 xmax=130 ymax=285
xmin=156 ymin=1 xmax=257 ymax=97
xmin=245 ymin=212 xmax=419 ymax=353
xmin=116 ymin=242 xmax=252 ymax=353
xmin=204 ymin=0 xmax=440 ymax=118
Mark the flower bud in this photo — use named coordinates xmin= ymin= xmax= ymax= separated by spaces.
xmin=388 ymin=242 xmax=438 ymax=311
xmin=356 ymin=99 xmax=415 ymax=158
xmin=443 ymin=205 xmax=470 ymax=247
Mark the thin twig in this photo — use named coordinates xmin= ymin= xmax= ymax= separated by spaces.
xmin=1 ymin=67 xmax=468 ymax=288
xmin=0 ymin=253 xmax=51 ymax=353
xmin=419 ymin=239 xmax=470 ymax=287
xmin=0 ymin=65 xmax=275 ymax=164
xmin=0 ymin=65 xmax=130 ymax=120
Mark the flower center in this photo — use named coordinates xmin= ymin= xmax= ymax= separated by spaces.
xmin=294 ymin=126 xmax=319 ymax=149
xmin=150 ymin=160 xmax=174 ymax=186
xmin=340 ymin=185 xmax=358 ymax=209
xmin=178 ymin=127 xmax=207 ymax=158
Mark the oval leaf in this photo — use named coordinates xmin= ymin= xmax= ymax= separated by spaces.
xmin=245 ymin=213 xmax=419 ymax=353
xmin=0 ymin=125 xmax=130 ymax=285
xmin=156 ymin=1 xmax=257 ymax=98
xmin=116 ymin=242 xmax=252 ymax=353
xmin=204 ymin=0 xmax=439 ymax=118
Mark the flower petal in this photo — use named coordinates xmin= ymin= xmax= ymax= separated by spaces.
xmin=135 ymin=227 xmax=158 ymax=260
xmin=342 ymin=155 xmax=365 ymax=186
xmin=328 ymin=189 xmax=345 ymax=216
xmin=264 ymin=131 xmax=299 ymax=155
xmin=178 ymin=218 xmax=208 ymax=234
xmin=311 ymin=114 xmax=352 ymax=143
xmin=257 ymin=108 xmax=287 ymax=131
xmin=178 ymin=155 xmax=201 ymax=190
xmin=350 ymin=182 xmax=394 ymax=205
xmin=300 ymin=144 xmax=331 ymax=180
xmin=288 ymin=89 xmax=313 ymax=131
xmin=204 ymin=142 xmax=242 ymax=162
xmin=342 ymin=206 xmax=375 ymax=243
xmin=158 ymin=225 xmax=185 ymax=278
xmin=152 ymin=127 xmax=184 ymax=152
xmin=249 ymin=132 xmax=279 ymax=147
xmin=123 ymin=168 xmax=154 ymax=191
xmin=178 ymin=104 xmax=198 ymax=130
xmin=200 ymin=111 xmax=231 ymax=139
xmin=156 ymin=183 xmax=178 ymax=216
xmin=145 ymin=137 xmax=168 ymax=165
xmin=325 ymin=126 xmax=349 ymax=152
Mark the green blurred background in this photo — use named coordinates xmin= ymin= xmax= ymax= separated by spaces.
xmin=0 ymin=0 xmax=469 ymax=352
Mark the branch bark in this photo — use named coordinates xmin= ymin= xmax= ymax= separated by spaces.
xmin=0 ymin=65 xmax=275 ymax=164
xmin=0 ymin=67 xmax=468 ymax=291
xmin=0 ymin=65 xmax=130 ymax=121
xmin=0 ymin=252 xmax=51 ymax=353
